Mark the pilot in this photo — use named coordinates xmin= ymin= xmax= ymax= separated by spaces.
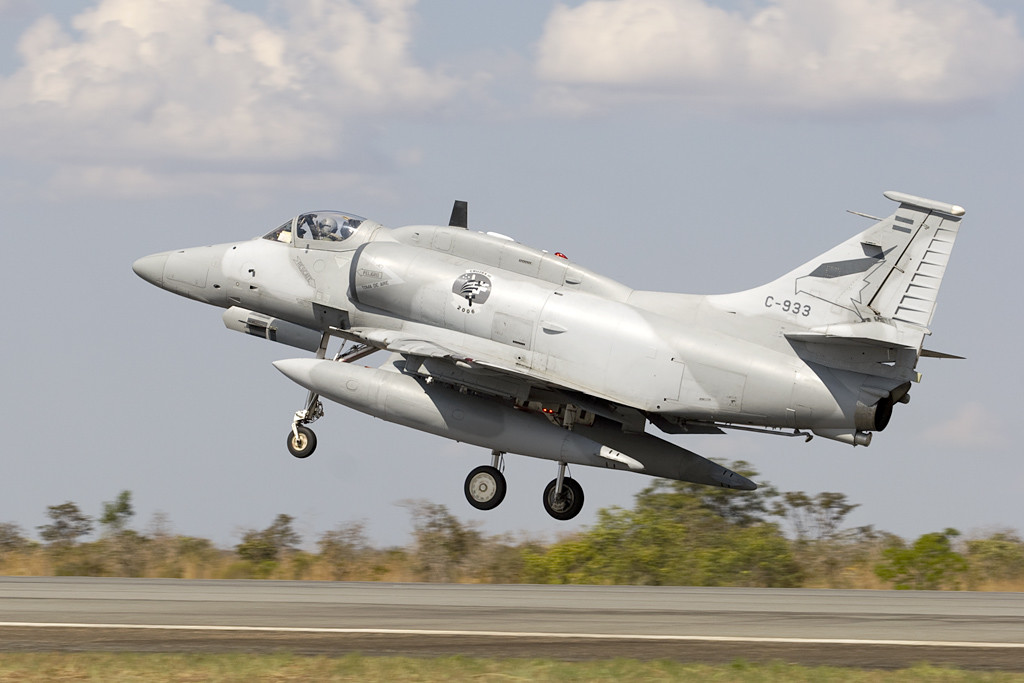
xmin=316 ymin=216 xmax=342 ymax=240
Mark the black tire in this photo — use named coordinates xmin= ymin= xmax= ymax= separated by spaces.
xmin=542 ymin=477 xmax=584 ymax=520
xmin=287 ymin=425 xmax=317 ymax=459
xmin=464 ymin=465 xmax=507 ymax=510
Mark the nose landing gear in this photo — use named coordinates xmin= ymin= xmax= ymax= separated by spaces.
xmin=286 ymin=369 xmax=325 ymax=459
xmin=287 ymin=423 xmax=318 ymax=459
xmin=283 ymin=336 xmax=376 ymax=460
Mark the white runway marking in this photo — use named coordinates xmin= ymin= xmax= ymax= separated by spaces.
xmin=1 ymin=622 xmax=1022 ymax=649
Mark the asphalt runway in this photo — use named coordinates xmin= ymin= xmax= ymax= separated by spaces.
xmin=1 ymin=577 xmax=1022 ymax=669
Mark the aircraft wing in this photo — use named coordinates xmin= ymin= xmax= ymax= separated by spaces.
xmin=350 ymin=327 xmax=532 ymax=376
xmin=349 ymin=327 xmax=558 ymax=386
xmin=369 ymin=334 xmax=468 ymax=362
xmin=345 ymin=325 xmax=651 ymax=429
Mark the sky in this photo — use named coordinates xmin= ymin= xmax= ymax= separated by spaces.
xmin=1 ymin=0 xmax=1021 ymax=550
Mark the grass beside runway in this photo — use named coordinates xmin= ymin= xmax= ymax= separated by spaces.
xmin=0 ymin=654 xmax=1022 ymax=682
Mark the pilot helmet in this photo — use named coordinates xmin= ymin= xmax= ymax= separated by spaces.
xmin=317 ymin=216 xmax=338 ymax=234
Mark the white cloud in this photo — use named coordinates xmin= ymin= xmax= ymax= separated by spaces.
xmin=535 ymin=0 xmax=1024 ymax=111
xmin=0 ymin=0 xmax=457 ymax=186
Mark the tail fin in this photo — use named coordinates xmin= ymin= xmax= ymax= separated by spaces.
xmin=864 ymin=192 xmax=965 ymax=328
xmin=737 ymin=191 xmax=965 ymax=329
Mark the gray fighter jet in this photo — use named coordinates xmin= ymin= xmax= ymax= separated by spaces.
xmin=133 ymin=192 xmax=965 ymax=520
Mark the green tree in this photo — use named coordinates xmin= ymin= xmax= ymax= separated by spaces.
xmin=100 ymin=490 xmax=135 ymax=535
xmin=237 ymin=531 xmax=277 ymax=564
xmin=875 ymin=528 xmax=969 ymax=590
xmin=524 ymin=465 xmax=802 ymax=587
xmin=236 ymin=514 xmax=302 ymax=572
xmin=38 ymin=502 xmax=93 ymax=547
xmin=97 ymin=490 xmax=146 ymax=577
xmin=262 ymin=514 xmax=301 ymax=553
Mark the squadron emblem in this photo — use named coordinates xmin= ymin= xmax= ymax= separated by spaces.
xmin=452 ymin=271 xmax=492 ymax=311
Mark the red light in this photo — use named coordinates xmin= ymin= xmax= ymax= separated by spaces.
xmin=555 ymin=252 xmax=568 ymax=259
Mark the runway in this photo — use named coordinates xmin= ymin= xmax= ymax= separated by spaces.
xmin=1 ymin=577 xmax=1022 ymax=669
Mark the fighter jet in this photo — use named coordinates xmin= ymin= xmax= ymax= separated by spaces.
xmin=133 ymin=192 xmax=965 ymax=520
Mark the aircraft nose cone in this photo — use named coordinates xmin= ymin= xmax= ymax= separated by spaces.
xmin=132 ymin=253 xmax=168 ymax=287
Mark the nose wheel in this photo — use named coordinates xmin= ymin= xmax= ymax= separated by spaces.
xmin=282 ymin=338 xmax=377 ymax=461
xmin=287 ymin=424 xmax=317 ymax=459
xmin=286 ymin=393 xmax=323 ymax=459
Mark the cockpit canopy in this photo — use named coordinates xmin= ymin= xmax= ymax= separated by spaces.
xmin=263 ymin=211 xmax=367 ymax=246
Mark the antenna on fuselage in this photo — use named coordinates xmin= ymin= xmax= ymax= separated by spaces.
xmin=449 ymin=200 xmax=468 ymax=229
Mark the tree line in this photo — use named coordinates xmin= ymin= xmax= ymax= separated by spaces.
xmin=1 ymin=462 xmax=1022 ymax=590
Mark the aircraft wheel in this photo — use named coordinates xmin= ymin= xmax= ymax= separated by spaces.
xmin=464 ymin=465 xmax=507 ymax=510
xmin=542 ymin=477 xmax=584 ymax=521
xmin=287 ymin=425 xmax=317 ymax=459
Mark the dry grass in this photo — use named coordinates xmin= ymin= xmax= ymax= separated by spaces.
xmin=4 ymin=547 xmax=1022 ymax=591
xmin=0 ymin=654 xmax=1022 ymax=683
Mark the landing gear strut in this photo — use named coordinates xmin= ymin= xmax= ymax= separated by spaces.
xmin=287 ymin=386 xmax=323 ymax=459
xmin=464 ymin=451 xmax=507 ymax=510
xmin=283 ymin=336 xmax=377 ymax=460
xmin=285 ymin=333 xmax=330 ymax=459
xmin=542 ymin=462 xmax=584 ymax=520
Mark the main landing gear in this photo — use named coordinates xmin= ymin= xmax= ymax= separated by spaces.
xmin=462 ymin=454 xmax=584 ymax=521
xmin=542 ymin=462 xmax=584 ymax=521
xmin=464 ymin=451 xmax=507 ymax=511
xmin=284 ymin=336 xmax=376 ymax=460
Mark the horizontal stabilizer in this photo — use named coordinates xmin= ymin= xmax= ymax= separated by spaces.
xmin=785 ymin=320 xmax=928 ymax=380
xmin=921 ymin=348 xmax=965 ymax=360
xmin=785 ymin=321 xmax=925 ymax=350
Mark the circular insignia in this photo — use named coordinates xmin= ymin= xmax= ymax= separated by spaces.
xmin=452 ymin=272 xmax=492 ymax=307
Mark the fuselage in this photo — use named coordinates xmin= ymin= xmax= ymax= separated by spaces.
xmin=133 ymin=214 xmax=870 ymax=438
xmin=132 ymin=194 xmax=967 ymax=513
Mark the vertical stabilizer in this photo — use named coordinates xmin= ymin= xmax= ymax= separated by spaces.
xmin=866 ymin=192 xmax=965 ymax=328
xmin=731 ymin=192 xmax=965 ymax=328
